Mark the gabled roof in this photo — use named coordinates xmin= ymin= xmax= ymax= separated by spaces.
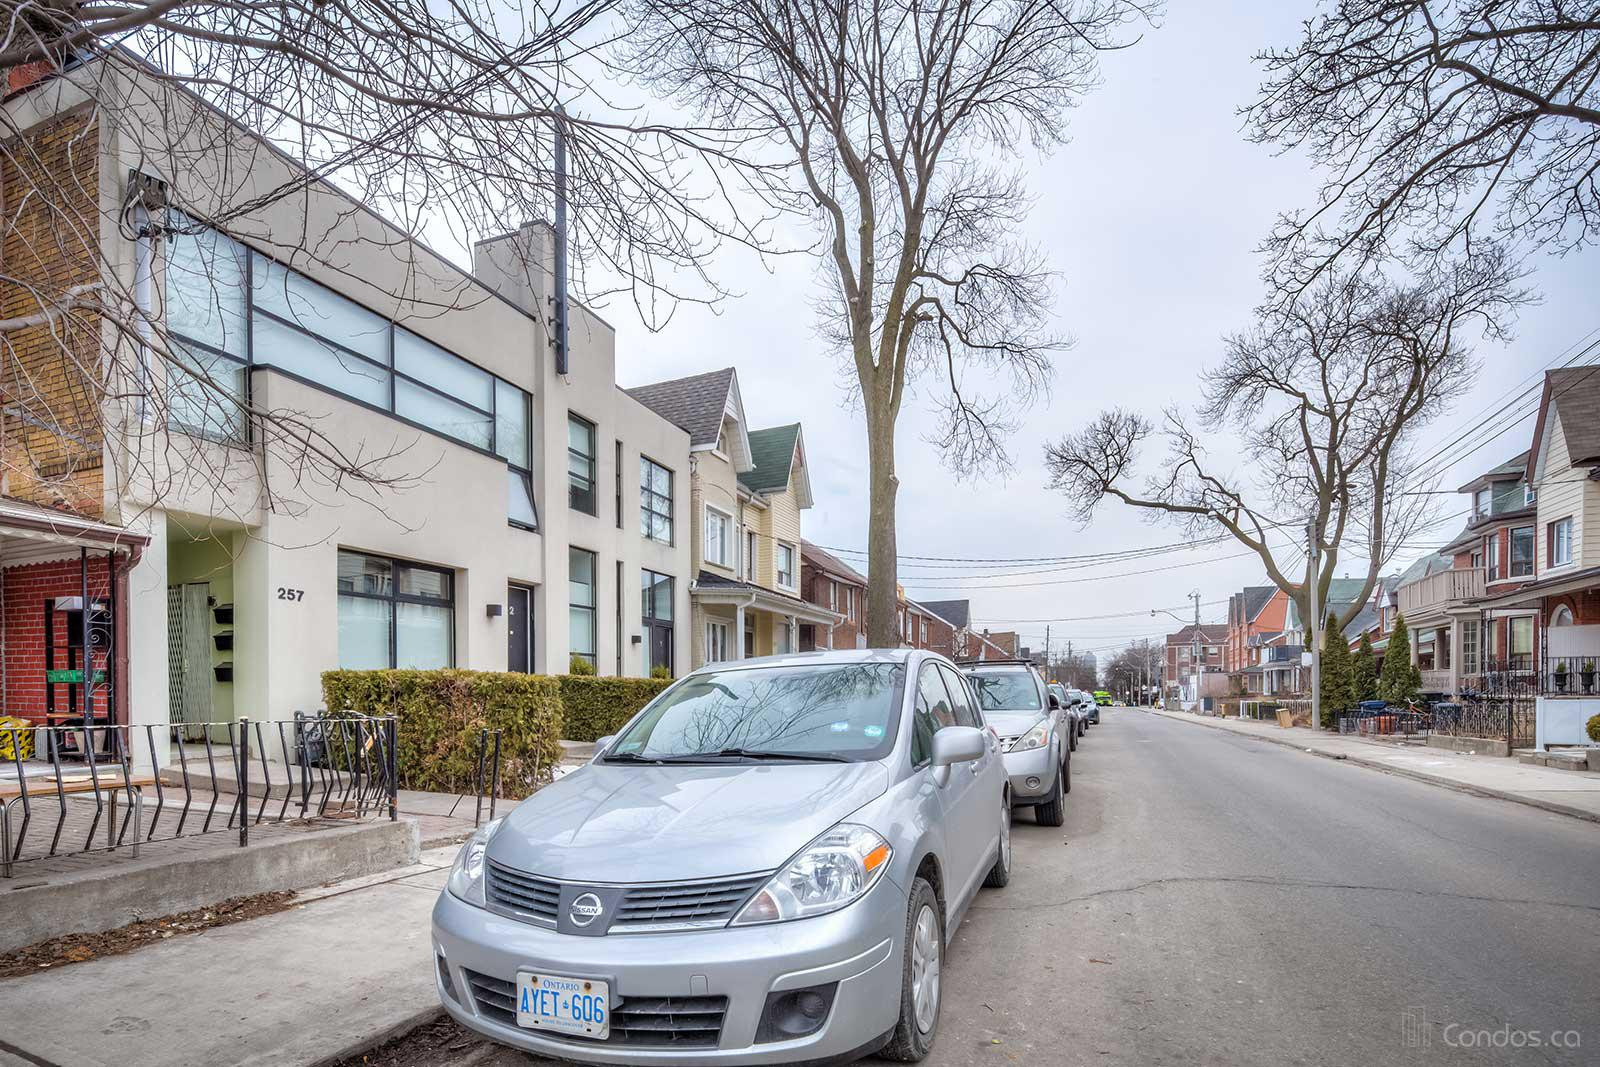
xmin=1239 ymin=585 xmax=1277 ymax=624
xmin=1528 ymin=365 xmax=1600 ymax=481
xmin=920 ymin=599 xmax=970 ymax=629
xmin=1165 ymin=623 xmax=1228 ymax=646
xmin=738 ymin=424 xmax=813 ymax=506
xmin=626 ymin=368 xmax=753 ymax=470
xmin=801 ymin=540 xmax=867 ymax=586
xmin=1455 ymin=451 xmax=1531 ymax=494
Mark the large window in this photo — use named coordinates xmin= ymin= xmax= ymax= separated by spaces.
xmin=569 ymin=547 xmax=597 ymax=668
xmin=641 ymin=458 xmax=673 ymax=543
xmin=1509 ymin=525 xmax=1535 ymax=578
xmin=776 ymin=542 xmax=796 ymax=589
xmin=337 ymin=550 xmax=454 ymax=669
xmin=1549 ymin=517 xmax=1573 ymax=567
xmin=705 ymin=506 xmax=733 ymax=568
xmin=164 ymin=221 xmax=537 ymax=527
xmin=568 ymin=415 xmax=597 ymax=514
xmin=706 ymin=621 xmax=730 ymax=663
xmin=642 ymin=570 xmax=674 ymax=677
xmin=1509 ymin=615 xmax=1534 ymax=667
xmin=1488 ymin=531 xmax=1501 ymax=580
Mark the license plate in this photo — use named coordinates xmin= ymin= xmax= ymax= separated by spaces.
xmin=515 ymin=972 xmax=610 ymax=1039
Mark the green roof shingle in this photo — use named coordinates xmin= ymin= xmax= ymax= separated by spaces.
xmin=739 ymin=424 xmax=800 ymax=494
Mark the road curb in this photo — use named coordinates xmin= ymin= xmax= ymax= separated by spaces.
xmin=305 ymin=1005 xmax=445 ymax=1067
xmin=1145 ymin=709 xmax=1600 ymax=826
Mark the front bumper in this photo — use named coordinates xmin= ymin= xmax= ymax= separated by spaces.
xmin=432 ymin=875 xmax=904 ymax=1065
xmin=1002 ymin=740 xmax=1059 ymax=803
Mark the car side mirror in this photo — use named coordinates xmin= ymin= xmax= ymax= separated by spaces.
xmin=591 ymin=735 xmax=616 ymax=763
xmin=1048 ymin=694 xmax=1060 ymax=710
xmin=931 ymin=726 xmax=985 ymax=767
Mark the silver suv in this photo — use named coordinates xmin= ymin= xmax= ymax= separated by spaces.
xmin=964 ymin=661 xmax=1070 ymax=826
xmin=433 ymin=649 xmax=1011 ymax=1064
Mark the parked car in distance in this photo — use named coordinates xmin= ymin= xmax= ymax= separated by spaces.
xmin=964 ymin=660 xmax=1070 ymax=827
xmin=1067 ymin=688 xmax=1096 ymax=731
xmin=1046 ymin=682 xmax=1083 ymax=748
xmin=433 ymin=649 xmax=1012 ymax=1065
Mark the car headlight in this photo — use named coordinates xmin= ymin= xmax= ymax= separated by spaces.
xmin=447 ymin=819 xmax=501 ymax=907
xmin=1008 ymin=720 xmax=1051 ymax=752
xmin=731 ymin=824 xmax=892 ymax=926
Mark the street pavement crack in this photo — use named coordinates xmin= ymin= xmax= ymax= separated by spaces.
xmin=969 ymin=874 xmax=1600 ymax=915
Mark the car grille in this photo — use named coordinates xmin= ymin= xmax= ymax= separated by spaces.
xmin=613 ymin=874 xmax=766 ymax=929
xmin=998 ymin=735 xmax=1022 ymax=750
xmin=486 ymin=861 xmax=560 ymax=926
xmin=463 ymin=970 xmax=728 ymax=1048
xmin=485 ymin=862 xmax=766 ymax=932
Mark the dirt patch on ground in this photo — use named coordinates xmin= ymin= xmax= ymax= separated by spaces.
xmin=0 ymin=890 xmax=298 ymax=979
xmin=328 ymin=1014 xmax=493 ymax=1067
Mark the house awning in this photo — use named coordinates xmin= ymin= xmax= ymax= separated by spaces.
xmin=1473 ymin=565 xmax=1600 ymax=611
xmin=691 ymin=571 xmax=842 ymax=627
xmin=0 ymin=499 xmax=148 ymax=565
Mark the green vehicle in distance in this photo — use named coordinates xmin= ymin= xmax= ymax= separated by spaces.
xmin=1093 ymin=690 xmax=1112 ymax=708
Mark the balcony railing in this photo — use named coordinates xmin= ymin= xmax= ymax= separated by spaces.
xmin=1396 ymin=567 xmax=1485 ymax=619
xmin=1542 ymin=655 xmax=1600 ymax=697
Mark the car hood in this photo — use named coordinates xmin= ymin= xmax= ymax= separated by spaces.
xmin=487 ymin=760 xmax=891 ymax=883
xmin=984 ymin=710 xmax=1047 ymax=737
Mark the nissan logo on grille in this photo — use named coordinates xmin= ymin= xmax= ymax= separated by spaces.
xmin=569 ymin=893 xmax=605 ymax=927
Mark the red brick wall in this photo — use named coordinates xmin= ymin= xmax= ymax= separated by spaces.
xmin=3 ymin=556 xmax=113 ymax=722
xmin=800 ymin=565 xmax=864 ymax=649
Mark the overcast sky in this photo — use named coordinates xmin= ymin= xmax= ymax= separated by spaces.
xmin=605 ymin=2 xmax=1600 ymax=663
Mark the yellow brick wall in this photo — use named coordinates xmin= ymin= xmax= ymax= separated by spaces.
xmin=0 ymin=110 xmax=104 ymax=516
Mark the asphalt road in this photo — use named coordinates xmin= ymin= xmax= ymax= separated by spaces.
xmin=389 ymin=708 xmax=1600 ymax=1067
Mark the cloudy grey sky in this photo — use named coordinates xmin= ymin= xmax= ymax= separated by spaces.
xmin=607 ymin=2 xmax=1600 ymax=661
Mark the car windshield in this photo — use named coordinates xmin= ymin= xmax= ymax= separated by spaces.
xmin=968 ymin=669 xmax=1041 ymax=711
xmin=608 ymin=662 xmax=904 ymax=761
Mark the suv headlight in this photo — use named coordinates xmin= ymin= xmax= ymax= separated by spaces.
xmin=1008 ymin=720 xmax=1051 ymax=752
xmin=732 ymin=824 xmax=892 ymax=926
xmin=447 ymin=819 xmax=501 ymax=907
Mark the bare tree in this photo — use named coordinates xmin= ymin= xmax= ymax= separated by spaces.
xmin=0 ymin=0 xmax=754 ymax=522
xmin=1248 ymin=0 xmax=1600 ymax=291
xmin=1045 ymin=254 xmax=1527 ymax=632
xmin=618 ymin=0 xmax=1151 ymax=646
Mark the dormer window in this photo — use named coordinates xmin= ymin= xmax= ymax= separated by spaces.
xmin=1474 ymin=488 xmax=1491 ymax=516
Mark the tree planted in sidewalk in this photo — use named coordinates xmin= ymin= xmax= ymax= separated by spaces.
xmin=619 ymin=0 xmax=1152 ymax=646
xmin=1352 ymin=632 xmax=1378 ymax=704
xmin=1045 ymin=254 xmax=1524 ymax=637
xmin=1379 ymin=613 xmax=1423 ymax=704
xmin=1318 ymin=613 xmax=1354 ymax=728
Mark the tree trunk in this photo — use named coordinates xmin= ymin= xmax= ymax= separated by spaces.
xmin=865 ymin=401 xmax=900 ymax=649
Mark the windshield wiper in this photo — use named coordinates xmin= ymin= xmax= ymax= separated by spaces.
xmin=707 ymin=748 xmax=850 ymax=763
xmin=601 ymin=751 xmax=666 ymax=764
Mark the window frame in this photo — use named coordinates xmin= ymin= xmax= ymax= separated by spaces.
xmin=1549 ymin=517 xmax=1574 ymax=568
xmin=569 ymin=546 xmax=598 ymax=668
xmin=1487 ymin=531 xmax=1501 ymax=581
xmin=567 ymin=413 xmax=598 ymax=515
xmin=775 ymin=541 xmax=797 ymax=591
xmin=640 ymin=456 xmax=674 ymax=544
xmin=165 ymin=219 xmax=539 ymax=527
xmin=705 ymin=621 xmax=730 ymax=663
xmin=336 ymin=549 xmax=456 ymax=669
xmin=704 ymin=505 xmax=734 ymax=568
xmin=1509 ymin=524 xmax=1535 ymax=578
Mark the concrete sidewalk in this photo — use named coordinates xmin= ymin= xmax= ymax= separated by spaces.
xmin=0 ymin=845 xmax=458 ymax=1067
xmin=1149 ymin=708 xmax=1600 ymax=822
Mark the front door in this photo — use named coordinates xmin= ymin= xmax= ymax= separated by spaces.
xmin=167 ymin=582 xmax=213 ymax=732
xmin=508 ymin=585 xmax=534 ymax=672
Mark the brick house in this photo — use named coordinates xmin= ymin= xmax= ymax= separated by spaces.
xmin=1163 ymin=623 xmax=1227 ymax=700
xmin=899 ymin=597 xmax=956 ymax=656
xmin=1224 ymin=587 xmax=1287 ymax=695
xmin=799 ymin=541 xmax=867 ymax=650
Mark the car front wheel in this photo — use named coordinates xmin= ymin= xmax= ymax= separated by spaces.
xmin=1034 ymin=762 xmax=1065 ymax=826
xmin=883 ymin=878 xmax=944 ymax=1062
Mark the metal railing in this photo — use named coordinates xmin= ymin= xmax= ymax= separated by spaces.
xmin=1540 ymin=655 xmax=1600 ymax=697
xmin=1 ymin=715 xmax=397 ymax=877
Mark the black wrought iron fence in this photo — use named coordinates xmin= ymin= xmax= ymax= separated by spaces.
xmin=1446 ymin=659 xmax=1539 ymax=748
xmin=1 ymin=715 xmax=398 ymax=878
xmin=1541 ymin=655 xmax=1600 ymax=696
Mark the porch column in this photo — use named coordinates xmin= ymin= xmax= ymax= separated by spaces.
xmin=1410 ymin=625 xmax=1420 ymax=666
xmin=734 ymin=602 xmax=746 ymax=660
xmin=1448 ymin=618 xmax=1462 ymax=698
xmin=787 ymin=615 xmax=798 ymax=653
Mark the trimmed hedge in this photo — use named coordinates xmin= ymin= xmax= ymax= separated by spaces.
xmin=558 ymin=675 xmax=673 ymax=742
xmin=322 ymin=669 xmax=564 ymax=797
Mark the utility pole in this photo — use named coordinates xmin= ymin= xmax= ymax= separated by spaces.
xmin=1190 ymin=590 xmax=1201 ymax=713
xmin=1044 ymin=624 xmax=1051 ymax=683
xmin=1308 ymin=522 xmax=1322 ymax=733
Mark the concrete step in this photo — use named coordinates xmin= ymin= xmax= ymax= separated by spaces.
xmin=1515 ymin=749 xmax=1599 ymax=772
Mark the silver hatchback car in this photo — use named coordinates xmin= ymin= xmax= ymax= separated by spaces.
xmin=432 ymin=649 xmax=1012 ymax=1065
